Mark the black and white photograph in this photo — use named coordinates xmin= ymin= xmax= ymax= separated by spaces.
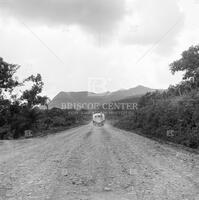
xmin=1 ymin=0 xmax=199 ymax=199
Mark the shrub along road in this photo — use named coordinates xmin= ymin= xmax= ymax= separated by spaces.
xmin=0 ymin=124 xmax=199 ymax=200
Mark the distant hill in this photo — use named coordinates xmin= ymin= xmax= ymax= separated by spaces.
xmin=48 ymin=85 xmax=156 ymax=109
xmin=114 ymin=95 xmax=142 ymax=104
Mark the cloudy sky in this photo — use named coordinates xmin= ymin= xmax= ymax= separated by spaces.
xmin=0 ymin=0 xmax=198 ymax=98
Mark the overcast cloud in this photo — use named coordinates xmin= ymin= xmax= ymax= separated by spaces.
xmin=0 ymin=0 xmax=126 ymax=34
xmin=121 ymin=0 xmax=185 ymax=55
xmin=0 ymin=0 xmax=197 ymax=98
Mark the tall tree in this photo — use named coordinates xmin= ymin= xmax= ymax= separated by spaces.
xmin=170 ymin=45 xmax=199 ymax=89
xmin=21 ymin=74 xmax=48 ymax=108
xmin=0 ymin=57 xmax=19 ymax=95
xmin=0 ymin=58 xmax=20 ymax=126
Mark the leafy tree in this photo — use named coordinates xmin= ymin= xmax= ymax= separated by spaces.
xmin=170 ymin=45 xmax=199 ymax=89
xmin=0 ymin=57 xmax=20 ymax=94
xmin=0 ymin=58 xmax=20 ymax=128
xmin=21 ymin=74 xmax=48 ymax=108
xmin=0 ymin=58 xmax=50 ymax=138
xmin=114 ymin=45 xmax=199 ymax=149
xmin=0 ymin=57 xmax=88 ymax=139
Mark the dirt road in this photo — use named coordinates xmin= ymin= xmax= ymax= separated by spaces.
xmin=0 ymin=124 xmax=199 ymax=200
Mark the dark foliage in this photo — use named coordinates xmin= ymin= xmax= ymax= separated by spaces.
xmin=114 ymin=45 xmax=199 ymax=149
xmin=0 ymin=57 xmax=90 ymax=139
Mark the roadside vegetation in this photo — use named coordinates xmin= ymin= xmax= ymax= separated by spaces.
xmin=0 ymin=58 xmax=90 ymax=139
xmin=113 ymin=45 xmax=199 ymax=149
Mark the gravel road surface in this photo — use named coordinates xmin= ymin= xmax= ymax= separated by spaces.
xmin=0 ymin=124 xmax=199 ymax=200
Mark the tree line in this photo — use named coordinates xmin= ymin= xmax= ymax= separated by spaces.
xmin=0 ymin=58 xmax=90 ymax=139
xmin=114 ymin=45 xmax=199 ymax=149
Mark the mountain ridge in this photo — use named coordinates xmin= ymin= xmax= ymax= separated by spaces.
xmin=48 ymin=85 xmax=157 ymax=109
